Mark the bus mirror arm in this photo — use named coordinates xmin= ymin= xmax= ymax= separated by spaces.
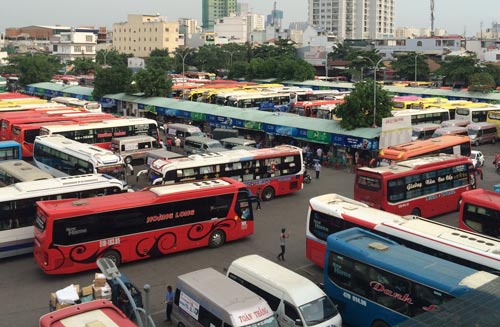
xmin=136 ymin=169 xmax=147 ymax=181
xmin=127 ymin=164 xmax=134 ymax=176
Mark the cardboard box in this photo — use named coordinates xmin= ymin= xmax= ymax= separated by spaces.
xmin=50 ymin=293 xmax=57 ymax=306
xmin=93 ymin=283 xmax=112 ymax=299
xmin=80 ymin=294 xmax=94 ymax=303
xmin=74 ymin=284 xmax=81 ymax=297
xmin=93 ymin=273 xmax=107 ymax=287
xmin=82 ymin=285 xmax=93 ymax=297
xmin=56 ymin=302 xmax=72 ymax=310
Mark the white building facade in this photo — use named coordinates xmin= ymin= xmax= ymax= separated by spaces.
xmin=50 ymin=30 xmax=97 ymax=63
xmin=308 ymin=0 xmax=395 ymax=41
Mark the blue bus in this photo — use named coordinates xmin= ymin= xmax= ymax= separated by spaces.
xmin=0 ymin=141 xmax=21 ymax=161
xmin=324 ymin=228 xmax=498 ymax=327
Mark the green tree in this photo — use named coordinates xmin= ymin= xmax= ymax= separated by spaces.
xmin=275 ymin=58 xmax=315 ymax=81
xmin=228 ymin=61 xmax=249 ymax=79
xmin=149 ymin=48 xmax=169 ymax=57
xmin=95 ymin=49 xmax=129 ymax=67
xmin=336 ymin=80 xmax=393 ymax=130
xmin=146 ymin=56 xmax=174 ymax=72
xmin=92 ymin=65 xmax=133 ymax=99
xmin=172 ymin=47 xmax=197 ymax=74
xmin=7 ymin=54 xmax=61 ymax=86
xmin=468 ymin=72 xmax=496 ymax=92
xmin=345 ymin=50 xmax=382 ymax=82
xmin=69 ymin=58 xmax=96 ymax=75
xmin=246 ymin=57 xmax=277 ymax=80
xmin=481 ymin=63 xmax=500 ymax=86
xmin=435 ymin=55 xmax=479 ymax=87
xmin=331 ymin=43 xmax=352 ymax=60
xmin=391 ymin=52 xmax=429 ymax=81
xmin=132 ymin=68 xmax=172 ymax=97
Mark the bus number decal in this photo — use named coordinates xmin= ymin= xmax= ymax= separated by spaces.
xmin=342 ymin=291 xmax=367 ymax=307
xmin=99 ymin=237 xmax=120 ymax=247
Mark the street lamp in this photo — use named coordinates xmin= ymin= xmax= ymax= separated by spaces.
xmin=174 ymin=49 xmax=192 ymax=99
xmin=414 ymin=52 xmax=422 ymax=84
xmin=358 ymin=56 xmax=384 ymax=128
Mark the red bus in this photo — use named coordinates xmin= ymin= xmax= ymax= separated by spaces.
xmin=39 ymin=117 xmax=160 ymax=150
xmin=290 ymin=99 xmax=344 ymax=119
xmin=354 ymin=154 xmax=476 ymax=218
xmin=34 ymin=178 xmax=254 ymax=274
xmin=12 ymin=114 xmax=118 ymax=158
xmin=459 ymin=188 xmax=500 ymax=239
xmin=39 ymin=300 xmax=136 ymax=327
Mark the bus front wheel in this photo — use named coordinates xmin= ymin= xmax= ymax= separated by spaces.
xmin=209 ymin=230 xmax=226 ymax=248
xmin=372 ymin=320 xmax=389 ymax=327
xmin=102 ymin=250 xmax=121 ymax=267
xmin=262 ymin=186 xmax=275 ymax=201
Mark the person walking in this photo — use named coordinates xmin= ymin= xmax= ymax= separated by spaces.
xmin=277 ymin=228 xmax=289 ymax=261
xmin=165 ymin=285 xmax=174 ymax=323
xmin=255 ymin=190 xmax=262 ymax=210
xmin=314 ymin=161 xmax=322 ymax=179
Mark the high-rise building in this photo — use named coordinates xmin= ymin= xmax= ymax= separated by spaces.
xmin=202 ymin=0 xmax=237 ymax=30
xmin=308 ymin=0 xmax=394 ymax=40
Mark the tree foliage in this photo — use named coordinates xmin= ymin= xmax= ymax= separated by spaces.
xmin=92 ymin=65 xmax=133 ymax=99
xmin=132 ymin=68 xmax=172 ymax=97
xmin=391 ymin=52 xmax=430 ymax=81
xmin=7 ymin=54 xmax=61 ymax=86
xmin=468 ymin=72 xmax=496 ymax=92
xmin=69 ymin=58 xmax=96 ymax=75
xmin=336 ymin=80 xmax=393 ymax=130
xmin=435 ymin=55 xmax=480 ymax=86
xmin=95 ymin=49 xmax=130 ymax=67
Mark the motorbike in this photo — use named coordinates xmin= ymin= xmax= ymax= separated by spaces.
xmin=303 ymin=172 xmax=312 ymax=184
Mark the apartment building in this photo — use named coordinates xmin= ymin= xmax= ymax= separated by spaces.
xmin=112 ymin=14 xmax=179 ymax=57
xmin=307 ymin=0 xmax=395 ymax=40
xmin=51 ymin=30 xmax=97 ymax=63
xmin=202 ymin=0 xmax=237 ymax=30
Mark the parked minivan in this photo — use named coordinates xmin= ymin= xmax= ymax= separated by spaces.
xmin=164 ymin=123 xmax=205 ymax=146
xmin=220 ymin=137 xmax=257 ymax=149
xmin=173 ymin=267 xmax=279 ymax=327
xmin=467 ymin=122 xmax=497 ymax=146
xmin=227 ymin=254 xmax=342 ymax=327
xmin=432 ymin=126 xmax=468 ymax=138
xmin=212 ymin=128 xmax=239 ymax=140
xmin=111 ymin=135 xmax=160 ymax=164
xmin=183 ymin=136 xmax=225 ymax=154
xmin=440 ymin=119 xmax=469 ymax=128
xmin=411 ymin=123 xmax=440 ymax=141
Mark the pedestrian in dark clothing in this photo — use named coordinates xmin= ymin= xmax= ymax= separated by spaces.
xmin=277 ymin=228 xmax=289 ymax=261
xmin=165 ymin=285 xmax=174 ymax=323
xmin=255 ymin=190 xmax=262 ymax=210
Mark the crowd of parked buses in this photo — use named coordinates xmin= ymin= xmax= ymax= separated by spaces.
xmin=1 ymin=84 xmax=500 ymax=326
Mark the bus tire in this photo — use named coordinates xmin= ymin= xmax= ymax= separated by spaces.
xmin=262 ymin=186 xmax=275 ymax=201
xmin=208 ymin=230 xmax=225 ymax=248
xmin=125 ymin=156 xmax=133 ymax=165
xmin=102 ymin=250 xmax=121 ymax=266
xmin=372 ymin=320 xmax=389 ymax=327
xmin=410 ymin=208 xmax=421 ymax=216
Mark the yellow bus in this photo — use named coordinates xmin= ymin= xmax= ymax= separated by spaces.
xmin=486 ymin=110 xmax=500 ymax=138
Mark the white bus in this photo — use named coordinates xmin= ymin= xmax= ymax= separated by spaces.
xmin=391 ymin=108 xmax=450 ymax=125
xmin=0 ymin=159 xmax=52 ymax=187
xmin=38 ymin=117 xmax=160 ymax=150
xmin=455 ymin=104 xmax=500 ymax=123
xmin=173 ymin=267 xmax=279 ymax=327
xmin=50 ymin=96 xmax=102 ymax=113
xmin=33 ymin=135 xmax=128 ymax=186
xmin=306 ymin=193 xmax=500 ymax=274
xmin=0 ymin=174 xmax=126 ymax=258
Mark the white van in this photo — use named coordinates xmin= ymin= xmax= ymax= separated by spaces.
xmin=164 ymin=123 xmax=205 ymax=146
xmin=227 ymin=254 xmax=342 ymax=327
xmin=173 ymin=267 xmax=279 ymax=327
xmin=432 ymin=126 xmax=468 ymax=138
xmin=467 ymin=122 xmax=497 ymax=146
xmin=183 ymin=136 xmax=225 ymax=154
xmin=111 ymin=135 xmax=160 ymax=164
xmin=221 ymin=137 xmax=257 ymax=149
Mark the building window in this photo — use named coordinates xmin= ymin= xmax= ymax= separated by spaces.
xmin=86 ymin=46 xmax=93 ymax=53
xmin=417 ymin=41 xmax=423 ymax=47
xmin=74 ymin=46 xmax=81 ymax=52
xmin=436 ymin=40 xmax=442 ymax=46
xmin=53 ymin=45 xmax=58 ymax=52
xmin=165 ymin=28 xmax=169 ymax=32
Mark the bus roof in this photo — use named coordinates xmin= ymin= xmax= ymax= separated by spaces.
xmin=328 ymin=228 xmax=497 ymax=292
xmin=176 ymin=267 xmax=273 ymax=325
xmin=461 ymin=188 xmax=500 ymax=204
xmin=37 ymin=178 xmax=244 ymax=216
xmin=39 ymin=117 xmax=157 ymax=133
xmin=0 ymin=159 xmax=53 ymax=181
xmin=379 ymin=135 xmax=470 ymax=160
xmin=357 ymin=154 xmax=471 ymax=176
xmin=229 ymin=254 xmax=325 ymax=305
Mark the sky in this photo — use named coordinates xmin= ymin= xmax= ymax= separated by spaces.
xmin=1 ymin=0 xmax=498 ymax=37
